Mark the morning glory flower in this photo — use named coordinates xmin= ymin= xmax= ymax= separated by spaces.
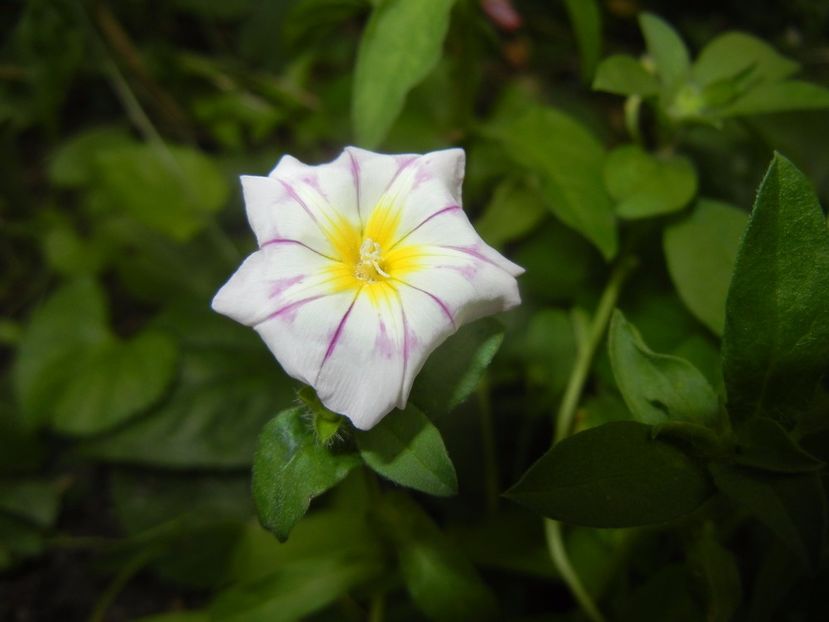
xmin=212 ymin=147 xmax=523 ymax=430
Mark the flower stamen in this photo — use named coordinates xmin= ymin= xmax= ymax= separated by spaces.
xmin=355 ymin=237 xmax=390 ymax=282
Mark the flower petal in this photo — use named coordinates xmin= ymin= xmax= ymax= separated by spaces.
xmin=211 ymin=243 xmax=340 ymax=326
xmin=243 ymin=151 xmax=362 ymax=258
xmin=314 ymin=289 xmax=407 ymax=429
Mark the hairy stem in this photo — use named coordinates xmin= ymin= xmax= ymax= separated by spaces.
xmin=547 ymin=256 xmax=637 ymax=622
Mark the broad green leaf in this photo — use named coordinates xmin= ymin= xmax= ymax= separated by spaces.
xmin=379 ymin=492 xmax=498 ymax=622
xmin=722 ymin=154 xmax=829 ymax=429
xmin=51 ymin=330 xmax=177 ymax=436
xmin=692 ymin=32 xmax=799 ymax=87
xmin=593 ymin=55 xmax=659 ymax=96
xmin=0 ymin=479 xmax=61 ymax=527
xmin=355 ymin=404 xmax=457 ymax=496
xmin=603 ymin=144 xmax=697 ymax=219
xmin=711 ymin=464 xmax=826 ymax=571
xmin=689 ymin=525 xmax=742 ymax=622
xmin=563 ymin=0 xmax=602 ymax=82
xmin=95 ymin=144 xmax=230 ymax=241
xmin=506 ymin=421 xmax=712 ymax=527
xmin=79 ymin=306 xmax=295 ymax=468
xmin=608 ymin=310 xmax=719 ymax=427
xmin=110 ymin=471 xmax=251 ymax=588
xmin=253 ymin=408 xmax=360 ymax=542
xmin=13 ymin=279 xmax=178 ymax=435
xmin=352 ymin=0 xmax=456 ymax=147
xmin=487 ymin=105 xmax=617 ymax=259
xmin=474 ymin=179 xmax=547 ymax=248
xmin=210 ymin=555 xmax=383 ymax=622
xmin=639 ymin=13 xmax=690 ymax=89
xmin=228 ymin=509 xmax=381 ymax=584
xmin=664 ymin=199 xmax=748 ymax=335
xmin=411 ymin=318 xmax=504 ymax=417
xmin=720 ymin=80 xmax=829 ymax=116
xmin=13 ymin=279 xmax=108 ymax=427
xmin=734 ymin=417 xmax=824 ymax=473
xmin=48 ymin=126 xmax=132 ymax=187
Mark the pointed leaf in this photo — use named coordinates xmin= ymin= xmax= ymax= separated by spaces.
xmin=608 ymin=310 xmax=719 ymax=427
xmin=593 ymin=55 xmax=659 ymax=96
xmin=723 ymin=154 xmax=829 ymax=428
xmin=352 ymin=0 xmax=457 ymax=147
xmin=639 ymin=13 xmax=690 ymax=88
xmin=356 ymin=404 xmax=457 ymax=496
xmin=692 ymin=32 xmax=799 ymax=86
xmin=734 ymin=417 xmax=824 ymax=473
xmin=253 ymin=408 xmax=360 ymax=541
xmin=507 ymin=421 xmax=713 ymax=527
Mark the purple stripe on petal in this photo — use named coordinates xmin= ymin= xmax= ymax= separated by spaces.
xmin=390 ymin=205 xmax=461 ymax=249
xmin=348 ymin=150 xmax=362 ymax=222
xmin=439 ymin=244 xmax=514 ymax=275
xmin=269 ymin=275 xmax=305 ymax=299
xmin=261 ymin=238 xmax=339 ymax=262
xmin=375 ymin=319 xmax=395 ymax=359
xmin=276 ymin=178 xmax=319 ymax=224
xmin=319 ymin=293 xmax=358 ymax=368
xmin=397 ymin=280 xmax=456 ymax=328
xmin=267 ymin=294 xmax=325 ymax=323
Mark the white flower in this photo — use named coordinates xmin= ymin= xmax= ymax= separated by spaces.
xmin=212 ymin=147 xmax=523 ymax=430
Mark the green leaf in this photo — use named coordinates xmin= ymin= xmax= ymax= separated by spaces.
xmin=688 ymin=524 xmax=742 ymax=622
xmin=0 ymin=479 xmax=61 ymax=527
xmin=410 ymin=318 xmax=504 ymax=417
xmin=593 ymin=55 xmax=659 ymax=96
xmin=720 ymin=80 xmax=829 ymax=116
xmin=228 ymin=508 xmax=382 ymax=584
xmin=109 ymin=471 xmax=251 ymax=588
xmin=563 ymin=0 xmax=602 ymax=82
xmin=48 ymin=126 xmax=132 ymax=187
xmin=0 ymin=514 xmax=45 ymax=571
xmin=51 ymin=330 xmax=177 ymax=436
xmin=639 ymin=12 xmax=690 ymax=89
xmin=710 ymin=464 xmax=826 ymax=571
xmin=506 ymin=421 xmax=713 ymax=527
xmin=734 ymin=417 xmax=824 ymax=473
xmin=474 ymin=179 xmax=547 ymax=248
xmin=352 ymin=0 xmax=457 ymax=147
xmin=664 ymin=199 xmax=748 ymax=335
xmin=722 ymin=154 xmax=829 ymax=429
xmin=603 ymin=144 xmax=697 ymax=219
xmin=13 ymin=279 xmax=178 ymax=435
xmin=608 ymin=310 xmax=720 ymax=427
xmin=253 ymin=408 xmax=360 ymax=542
xmin=487 ymin=104 xmax=617 ymax=259
xmin=210 ymin=555 xmax=383 ymax=622
xmin=79 ymin=306 xmax=295 ymax=468
xmin=692 ymin=32 xmax=799 ymax=87
xmin=379 ymin=492 xmax=498 ymax=622
xmin=95 ymin=144 xmax=230 ymax=241
xmin=355 ymin=404 xmax=457 ymax=496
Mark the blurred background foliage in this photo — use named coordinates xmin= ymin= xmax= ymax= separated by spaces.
xmin=1 ymin=0 xmax=828 ymax=620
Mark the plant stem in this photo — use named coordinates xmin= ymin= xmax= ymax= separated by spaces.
xmin=547 ymin=256 xmax=637 ymax=622
xmin=554 ymin=256 xmax=637 ymax=444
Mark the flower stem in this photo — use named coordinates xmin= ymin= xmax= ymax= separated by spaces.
xmin=547 ymin=256 xmax=637 ymax=622
xmin=554 ymin=256 xmax=637 ymax=444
